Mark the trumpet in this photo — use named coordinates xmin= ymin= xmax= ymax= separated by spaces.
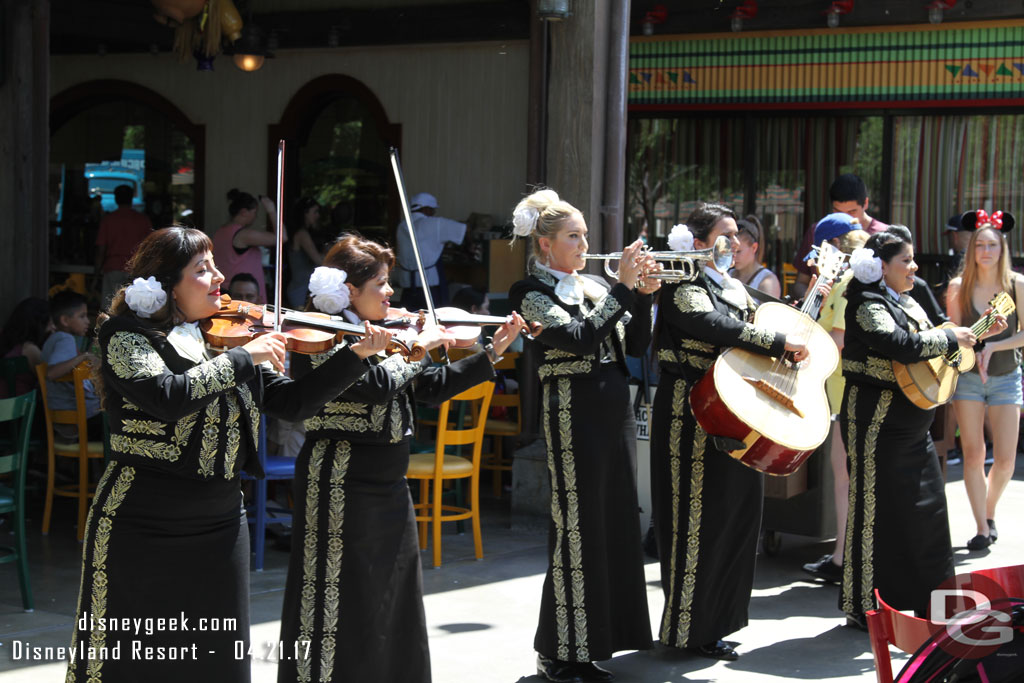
xmin=581 ymin=235 xmax=734 ymax=282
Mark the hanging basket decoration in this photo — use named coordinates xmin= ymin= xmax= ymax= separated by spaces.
xmin=166 ymin=0 xmax=243 ymax=63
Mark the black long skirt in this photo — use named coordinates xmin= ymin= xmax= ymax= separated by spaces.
xmin=277 ymin=438 xmax=429 ymax=683
xmin=650 ymin=373 xmax=764 ymax=649
xmin=66 ymin=461 xmax=251 ymax=683
xmin=839 ymin=382 xmax=953 ymax=617
xmin=534 ymin=364 xmax=652 ymax=663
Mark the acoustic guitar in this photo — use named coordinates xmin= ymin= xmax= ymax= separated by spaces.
xmin=689 ymin=242 xmax=846 ymax=476
xmin=892 ymin=291 xmax=1015 ymax=410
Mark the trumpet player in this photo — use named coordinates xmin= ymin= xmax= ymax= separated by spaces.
xmin=650 ymin=203 xmax=809 ymax=661
xmin=509 ymin=189 xmax=660 ymax=682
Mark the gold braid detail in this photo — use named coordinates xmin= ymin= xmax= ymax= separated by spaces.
xmin=542 ymin=381 xmax=571 ymax=661
xmin=319 ymin=441 xmax=351 ymax=682
xmin=296 ymin=440 xmax=327 ymax=683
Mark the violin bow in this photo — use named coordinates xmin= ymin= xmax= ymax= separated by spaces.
xmin=389 ymin=147 xmax=448 ymax=363
xmin=273 ymin=139 xmax=286 ymax=333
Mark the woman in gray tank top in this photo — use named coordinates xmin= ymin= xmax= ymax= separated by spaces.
xmin=945 ymin=210 xmax=1024 ymax=551
xmin=286 ymin=197 xmax=325 ymax=308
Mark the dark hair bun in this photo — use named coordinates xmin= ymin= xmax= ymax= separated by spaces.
xmin=227 ymin=188 xmax=241 ymax=201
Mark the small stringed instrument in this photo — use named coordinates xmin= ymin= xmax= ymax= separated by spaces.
xmin=689 ymin=241 xmax=846 ymax=476
xmin=892 ymin=291 xmax=1015 ymax=410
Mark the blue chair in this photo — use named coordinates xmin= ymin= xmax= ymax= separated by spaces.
xmin=244 ymin=415 xmax=296 ymax=571
xmin=0 ymin=391 xmax=37 ymax=611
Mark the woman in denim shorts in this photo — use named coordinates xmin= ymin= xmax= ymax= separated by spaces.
xmin=946 ymin=210 xmax=1024 ymax=551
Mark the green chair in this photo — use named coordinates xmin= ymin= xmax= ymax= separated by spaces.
xmin=0 ymin=391 xmax=37 ymax=611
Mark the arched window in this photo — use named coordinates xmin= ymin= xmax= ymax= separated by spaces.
xmin=270 ymin=75 xmax=401 ymax=246
xmin=50 ymin=80 xmax=204 ymax=263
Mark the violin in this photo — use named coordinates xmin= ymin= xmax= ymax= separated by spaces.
xmin=381 ymin=306 xmax=543 ymax=349
xmin=200 ymin=295 xmax=427 ymax=360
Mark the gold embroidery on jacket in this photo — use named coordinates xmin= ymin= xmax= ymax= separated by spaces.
xmin=521 ymin=291 xmax=573 ymax=329
xmin=657 ymin=349 xmax=713 ymax=371
xmin=544 ymin=348 xmax=576 ymax=360
xmin=841 ymin=386 xmax=859 ymax=615
xmin=324 ymin=401 xmax=368 ymax=415
xmin=85 ymin=465 xmax=135 ymax=681
xmin=675 ymin=393 xmax=707 ymax=649
xmin=319 ymin=440 xmax=352 ymax=681
xmin=556 ymin=377 xmax=589 ymax=661
xmin=390 ymin=397 xmax=405 ymax=443
xmin=185 ymin=353 xmax=235 ymax=400
xmin=198 ymin=401 xmax=220 ymax=477
xmin=674 ymin=285 xmax=714 ymax=313
xmin=660 ymin=378 xmax=687 ymax=646
xmin=109 ymin=434 xmax=180 ymax=461
xmin=739 ymin=323 xmax=776 ymax=350
xmin=583 ymin=293 xmax=621 ymax=329
xmin=542 ymin=381 xmax=570 ymax=661
xmin=121 ymin=419 xmax=166 ymax=436
xmin=843 ymin=358 xmax=897 ymax=383
xmin=309 ymin=345 xmax=341 ymax=371
xmin=68 ymin=463 xmax=115 ymax=677
xmin=856 ymin=302 xmax=897 ymax=334
xmin=681 ymin=338 xmax=715 ymax=353
xmin=174 ymin=410 xmax=199 ymax=447
xmin=379 ymin=354 xmax=423 ymax=388
xmin=223 ymin=393 xmax=241 ymax=479
xmin=919 ymin=329 xmax=950 ymax=358
xmin=122 ymin=398 xmax=141 ymax=411
xmin=106 ymin=332 xmax=166 ymax=380
xmin=538 ymin=360 xmax=592 ymax=380
xmin=859 ymin=389 xmax=892 ymax=612
xmin=296 ymin=440 xmax=326 ymax=683
xmin=238 ymin=384 xmax=259 ymax=451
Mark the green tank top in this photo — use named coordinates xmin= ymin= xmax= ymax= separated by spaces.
xmin=962 ymin=291 xmax=1020 ymax=376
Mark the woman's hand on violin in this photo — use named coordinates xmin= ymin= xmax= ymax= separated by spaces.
xmin=784 ymin=335 xmax=810 ymax=363
xmin=415 ymin=323 xmax=457 ymax=352
xmin=242 ymin=333 xmax=287 ymax=373
xmin=492 ymin=312 xmax=527 ymax=357
xmin=349 ymin=322 xmax=393 ymax=359
xmin=616 ymin=240 xmax=646 ymax=290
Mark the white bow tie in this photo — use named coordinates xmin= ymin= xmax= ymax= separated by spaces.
xmin=554 ymin=273 xmax=586 ymax=306
xmin=718 ymin=276 xmax=749 ymax=310
xmin=167 ymin=321 xmax=209 ymax=364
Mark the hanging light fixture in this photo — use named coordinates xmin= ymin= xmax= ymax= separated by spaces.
xmin=537 ymin=0 xmax=571 ymax=21
xmin=824 ymin=0 xmax=853 ymax=28
xmin=232 ymin=23 xmax=266 ymax=71
xmin=927 ymin=0 xmax=956 ymax=24
xmin=730 ymin=0 xmax=758 ymax=32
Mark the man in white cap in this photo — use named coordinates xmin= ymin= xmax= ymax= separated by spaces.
xmin=395 ymin=192 xmax=467 ymax=309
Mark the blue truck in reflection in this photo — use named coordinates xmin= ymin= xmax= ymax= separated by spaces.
xmin=84 ymin=149 xmax=145 ymax=213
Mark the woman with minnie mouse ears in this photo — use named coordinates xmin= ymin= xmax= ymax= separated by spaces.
xmin=946 ymin=209 xmax=1024 ymax=551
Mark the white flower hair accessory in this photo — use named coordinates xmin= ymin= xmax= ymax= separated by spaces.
xmin=308 ymin=266 xmax=351 ymax=315
xmin=668 ymin=224 xmax=694 ymax=252
xmin=512 ymin=206 xmax=540 ymax=237
xmin=124 ymin=276 xmax=167 ymax=318
xmin=850 ymin=247 xmax=883 ymax=284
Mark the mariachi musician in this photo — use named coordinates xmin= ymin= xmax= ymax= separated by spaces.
xmin=276 ymin=233 xmax=525 ymax=683
xmin=838 ymin=231 xmax=1001 ymax=629
xmin=509 ymin=189 xmax=658 ymax=683
xmin=650 ymin=203 xmax=809 ymax=661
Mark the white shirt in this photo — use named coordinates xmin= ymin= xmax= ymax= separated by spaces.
xmin=395 ymin=211 xmax=467 ymax=288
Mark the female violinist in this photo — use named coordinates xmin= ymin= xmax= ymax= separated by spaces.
xmin=66 ymin=227 xmax=390 ymax=682
xmin=509 ymin=189 xmax=657 ymax=683
xmin=276 ymin=234 xmax=525 ymax=683
xmin=650 ymin=203 xmax=808 ymax=661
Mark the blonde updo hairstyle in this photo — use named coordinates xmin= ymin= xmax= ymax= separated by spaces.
xmin=513 ymin=189 xmax=581 ymax=266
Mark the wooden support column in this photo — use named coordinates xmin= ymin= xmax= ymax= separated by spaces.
xmin=0 ymin=0 xmax=50 ymax=321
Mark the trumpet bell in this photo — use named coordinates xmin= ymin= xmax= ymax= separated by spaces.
xmin=711 ymin=235 xmax=734 ymax=273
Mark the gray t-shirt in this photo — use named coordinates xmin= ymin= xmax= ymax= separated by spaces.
xmin=41 ymin=331 xmax=100 ymax=418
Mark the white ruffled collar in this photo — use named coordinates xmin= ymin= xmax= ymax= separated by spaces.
xmin=167 ymin=321 xmax=208 ymax=364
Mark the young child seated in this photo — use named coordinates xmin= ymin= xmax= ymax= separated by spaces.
xmin=41 ymin=290 xmax=101 ymax=441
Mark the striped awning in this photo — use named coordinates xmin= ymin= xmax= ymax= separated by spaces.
xmin=629 ymin=20 xmax=1024 ymax=109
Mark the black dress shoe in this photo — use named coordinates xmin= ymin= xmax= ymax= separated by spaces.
xmin=845 ymin=612 xmax=868 ymax=632
xmin=689 ymin=640 xmax=739 ymax=661
xmin=575 ymin=661 xmax=615 ymax=682
xmin=537 ymin=655 xmax=583 ymax=683
xmin=988 ymin=519 xmax=998 ymax=543
xmin=802 ymin=554 xmax=842 ymax=584
xmin=967 ymin=534 xmax=992 ymax=551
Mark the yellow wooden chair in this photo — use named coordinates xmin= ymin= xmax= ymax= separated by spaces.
xmin=782 ymin=262 xmax=798 ymax=297
xmin=35 ymin=363 xmax=106 ymax=541
xmin=407 ymin=380 xmax=494 ymax=568
xmin=480 ymin=352 xmax=521 ymax=498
